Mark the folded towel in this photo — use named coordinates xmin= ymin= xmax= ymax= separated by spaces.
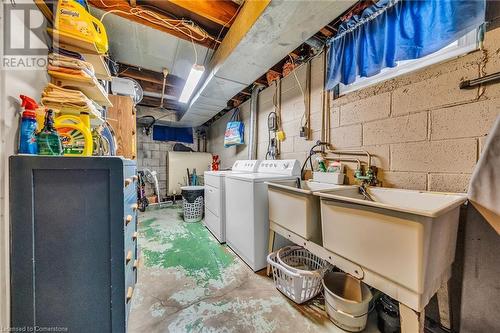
xmin=41 ymin=84 xmax=102 ymax=119
xmin=468 ymin=115 xmax=500 ymax=234
xmin=48 ymin=53 xmax=95 ymax=76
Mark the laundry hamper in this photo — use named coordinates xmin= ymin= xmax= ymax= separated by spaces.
xmin=181 ymin=186 xmax=205 ymax=223
xmin=267 ymin=246 xmax=331 ymax=304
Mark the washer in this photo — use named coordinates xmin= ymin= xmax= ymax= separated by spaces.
xmin=225 ymin=159 xmax=301 ymax=271
xmin=204 ymin=160 xmax=260 ymax=243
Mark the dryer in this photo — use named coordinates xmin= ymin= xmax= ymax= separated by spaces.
xmin=204 ymin=160 xmax=260 ymax=243
xmin=225 ymin=160 xmax=301 ymax=271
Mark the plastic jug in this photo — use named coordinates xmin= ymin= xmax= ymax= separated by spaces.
xmin=54 ymin=112 xmax=93 ymax=156
xmin=55 ymin=0 xmax=109 ymax=54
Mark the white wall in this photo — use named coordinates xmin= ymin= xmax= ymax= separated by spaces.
xmin=0 ymin=3 xmax=49 ymax=327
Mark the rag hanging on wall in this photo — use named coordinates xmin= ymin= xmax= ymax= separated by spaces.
xmin=326 ymin=0 xmax=487 ymax=89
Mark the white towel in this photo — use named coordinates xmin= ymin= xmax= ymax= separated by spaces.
xmin=468 ymin=115 xmax=500 ymax=234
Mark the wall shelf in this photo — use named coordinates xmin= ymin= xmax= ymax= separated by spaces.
xmin=84 ymin=53 xmax=112 ymax=81
xmin=47 ymin=28 xmax=112 ymax=81
xmin=48 ymin=70 xmax=113 ymax=107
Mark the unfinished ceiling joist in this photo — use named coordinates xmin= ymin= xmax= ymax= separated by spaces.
xmin=181 ymin=0 xmax=356 ymax=127
xmin=166 ymin=0 xmax=240 ymax=27
xmin=88 ymin=0 xmax=217 ymax=48
xmin=117 ymin=63 xmax=185 ymax=87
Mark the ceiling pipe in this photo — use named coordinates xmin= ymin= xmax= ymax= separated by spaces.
xmin=248 ymin=84 xmax=262 ymax=160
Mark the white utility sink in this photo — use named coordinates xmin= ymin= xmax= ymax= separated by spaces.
xmin=267 ymin=180 xmax=353 ymax=242
xmin=315 ymin=187 xmax=466 ymax=310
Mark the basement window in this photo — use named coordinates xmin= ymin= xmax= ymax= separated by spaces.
xmin=339 ymin=29 xmax=480 ymax=95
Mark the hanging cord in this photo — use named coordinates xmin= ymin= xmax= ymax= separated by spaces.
xmin=477 ymin=24 xmax=488 ymax=99
xmin=288 ymin=55 xmax=309 ymax=128
xmin=191 ymin=38 xmax=198 ymax=65
xmin=159 ymin=68 xmax=168 ymax=108
xmin=98 ymin=0 xmax=218 ymax=43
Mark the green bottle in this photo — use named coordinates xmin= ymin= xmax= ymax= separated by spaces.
xmin=37 ymin=109 xmax=63 ymax=156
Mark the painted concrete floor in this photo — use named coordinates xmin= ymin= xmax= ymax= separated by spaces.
xmin=128 ymin=205 xmax=380 ymax=333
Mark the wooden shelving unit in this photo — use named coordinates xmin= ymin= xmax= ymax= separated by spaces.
xmin=106 ymin=95 xmax=137 ymax=160
xmin=48 ymin=70 xmax=113 ymax=107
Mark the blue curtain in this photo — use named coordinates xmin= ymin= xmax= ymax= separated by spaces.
xmin=326 ymin=0 xmax=486 ymax=90
xmin=152 ymin=125 xmax=193 ymax=144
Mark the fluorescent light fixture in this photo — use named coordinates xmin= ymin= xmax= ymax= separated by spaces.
xmin=179 ymin=64 xmax=205 ymax=103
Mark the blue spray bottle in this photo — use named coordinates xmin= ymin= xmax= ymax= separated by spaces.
xmin=19 ymin=95 xmax=39 ymax=154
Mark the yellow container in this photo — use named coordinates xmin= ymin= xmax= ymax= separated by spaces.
xmin=54 ymin=112 xmax=93 ymax=156
xmin=54 ymin=0 xmax=109 ymax=54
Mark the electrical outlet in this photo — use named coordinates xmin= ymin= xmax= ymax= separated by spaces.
xmin=300 ymin=126 xmax=311 ymax=138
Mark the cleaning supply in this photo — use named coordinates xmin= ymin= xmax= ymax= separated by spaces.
xmin=37 ymin=109 xmax=63 ymax=156
xmin=54 ymin=112 xmax=93 ymax=156
xmin=191 ymin=169 xmax=198 ymax=186
xmin=316 ymin=156 xmax=327 ymax=172
xmin=54 ymin=0 xmax=109 ymax=54
xmin=18 ymin=96 xmax=39 ymax=154
xmin=327 ymin=161 xmax=343 ymax=173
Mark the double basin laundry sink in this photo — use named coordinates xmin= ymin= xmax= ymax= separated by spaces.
xmin=267 ymin=181 xmax=466 ymax=310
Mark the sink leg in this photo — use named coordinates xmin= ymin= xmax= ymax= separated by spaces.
xmin=436 ymin=279 xmax=452 ymax=330
xmin=399 ymin=303 xmax=425 ymax=333
xmin=266 ymin=229 xmax=275 ymax=276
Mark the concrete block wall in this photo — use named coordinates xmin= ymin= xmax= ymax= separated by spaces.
xmin=206 ymin=26 xmax=500 ymax=332
xmin=208 ymin=26 xmax=500 ymax=194
xmin=136 ymin=130 xmax=195 ymax=197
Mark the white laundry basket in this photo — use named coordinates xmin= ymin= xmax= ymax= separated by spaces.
xmin=181 ymin=186 xmax=205 ymax=223
xmin=267 ymin=246 xmax=331 ymax=304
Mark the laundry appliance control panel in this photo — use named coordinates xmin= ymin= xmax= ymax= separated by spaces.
xmin=257 ymin=159 xmax=300 ymax=176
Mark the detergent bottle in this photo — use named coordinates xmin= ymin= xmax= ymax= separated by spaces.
xmin=18 ymin=95 xmax=39 ymax=154
xmin=37 ymin=109 xmax=63 ymax=156
xmin=54 ymin=0 xmax=109 ymax=54
xmin=54 ymin=112 xmax=93 ymax=156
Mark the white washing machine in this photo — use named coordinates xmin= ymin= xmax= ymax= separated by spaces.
xmin=204 ymin=160 xmax=260 ymax=243
xmin=225 ymin=159 xmax=301 ymax=271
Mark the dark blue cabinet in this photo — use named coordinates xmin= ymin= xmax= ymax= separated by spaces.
xmin=9 ymin=156 xmax=138 ymax=333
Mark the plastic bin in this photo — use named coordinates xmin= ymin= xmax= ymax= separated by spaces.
xmin=323 ymin=271 xmax=372 ymax=332
xmin=267 ymin=246 xmax=331 ymax=304
xmin=181 ymin=186 xmax=205 ymax=223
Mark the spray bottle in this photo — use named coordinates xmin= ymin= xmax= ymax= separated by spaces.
xmin=19 ymin=95 xmax=39 ymax=154
xmin=37 ymin=109 xmax=63 ymax=156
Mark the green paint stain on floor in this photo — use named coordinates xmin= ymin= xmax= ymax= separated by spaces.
xmin=139 ymin=209 xmax=235 ymax=286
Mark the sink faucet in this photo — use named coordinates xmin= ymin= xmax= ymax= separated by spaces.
xmin=359 ymin=183 xmax=375 ymax=201
xmin=354 ymin=166 xmax=378 ymax=186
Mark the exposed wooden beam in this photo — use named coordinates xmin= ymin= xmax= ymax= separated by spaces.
xmin=140 ymin=96 xmax=183 ymax=111
xmin=319 ymin=27 xmax=334 ymax=37
xmin=88 ymin=0 xmax=216 ymax=48
xmin=117 ymin=63 xmax=185 ymax=88
xmin=137 ymin=79 xmax=180 ymax=98
xmin=254 ymin=77 xmax=268 ymax=86
xmin=166 ymin=0 xmax=239 ymax=26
